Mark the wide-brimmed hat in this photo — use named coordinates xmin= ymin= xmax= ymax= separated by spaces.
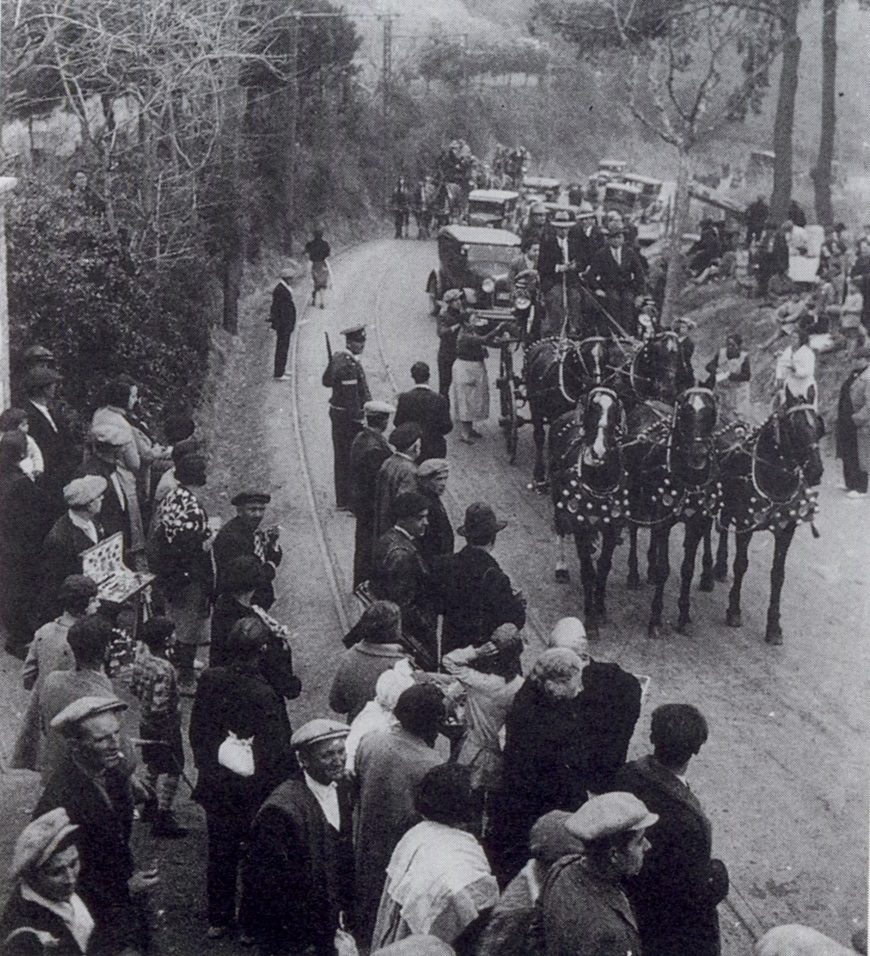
xmin=457 ymin=502 xmax=507 ymax=543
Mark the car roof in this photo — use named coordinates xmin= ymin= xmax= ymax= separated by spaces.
xmin=439 ymin=225 xmax=521 ymax=246
xmin=622 ymin=174 xmax=663 ymax=187
xmin=469 ymin=189 xmax=520 ymax=202
xmin=522 ymin=176 xmax=561 ymax=188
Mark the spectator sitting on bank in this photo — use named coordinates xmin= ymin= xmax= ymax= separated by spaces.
xmin=330 ymin=600 xmax=412 ymax=721
xmin=0 ymin=808 xmax=95 ymax=956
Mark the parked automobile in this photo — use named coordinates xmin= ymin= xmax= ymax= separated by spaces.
xmin=467 ymin=189 xmax=521 ymax=230
xmin=521 ymin=175 xmax=561 ymax=204
xmin=426 ymin=225 xmax=521 ymax=315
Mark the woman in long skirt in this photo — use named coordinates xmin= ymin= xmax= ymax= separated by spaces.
xmin=453 ymin=314 xmax=500 ymax=444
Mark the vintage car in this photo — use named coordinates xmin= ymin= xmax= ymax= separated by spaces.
xmin=602 ymin=179 xmax=644 ymax=220
xmin=426 ymin=225 xmax=521 ymax=315
xmin=521 ymin=175 xmax=561 ymax=204
xmin=466 ymin=189 xmax=521 ymax=230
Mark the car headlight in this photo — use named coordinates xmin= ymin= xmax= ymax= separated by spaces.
xmin=482 ymin=278 xmax=495 ymax=293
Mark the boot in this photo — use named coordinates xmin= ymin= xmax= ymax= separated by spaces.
xmin=152 ymin=810 xmax=188 ymax=839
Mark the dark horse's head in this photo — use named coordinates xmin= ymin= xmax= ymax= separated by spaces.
xmin=755 ymin=404 xmax=824 ymax=501
xmin=580 ymin=387 xmax=623 ymax=488
xmin=631 ymin=331 xmax=680 ymax=404
xmin=670 ymin=388 xmax=718 ymax=482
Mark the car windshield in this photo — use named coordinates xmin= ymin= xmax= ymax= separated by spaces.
xmin=470 ymin=201 xmax=507 ymax=216
xmin=466 ymin=244 xmax=517 ymax=264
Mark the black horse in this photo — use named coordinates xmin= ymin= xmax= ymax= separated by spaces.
xmin=622 ymin=388 xmax=722 ymax=638
xmin=713 ymin=403 xmax=823 ymax=644
xmin=549 ymin=387 xmax=628 ymax=634
xmin=525 ymin=335 xmax=633 ymax=486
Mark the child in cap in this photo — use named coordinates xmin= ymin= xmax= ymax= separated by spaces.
xmin=130 ymin=617 xmax=187 ymax=838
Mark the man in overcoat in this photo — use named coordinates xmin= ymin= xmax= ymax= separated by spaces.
xmin=394 ymin=362 xmax=452 ymax=462
xmin=269 ymin=266 xmax=298 ymax=379
xmin=439 ymin=503 xmax=526 ymax=655
xmin=212 ymin=490 xmax=282 ymax=610
xmin=613 ymin=704 xmax=729 ymax=956
xmin=349 ymin=401 xmax=394 ymax=587
xmin=323 ymin=325 xmax=371 ymax=510
xmin=23 ymin=368 xmax=80 ymax=515
xmin=240 ymin=719 xmax=354 ymax=956
xmin=373 ymin=422 xmax=421 ymax=541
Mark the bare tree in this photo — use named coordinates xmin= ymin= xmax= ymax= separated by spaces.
xmin=811 ymin=0 xmax=837 ymax=226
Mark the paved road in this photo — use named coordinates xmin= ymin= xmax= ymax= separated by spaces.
xmin=285 ymin=238 xmax=869 ymax=950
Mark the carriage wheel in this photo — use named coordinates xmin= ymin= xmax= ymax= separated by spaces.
xmin=499 ymin=353 xmax=519 ymax=464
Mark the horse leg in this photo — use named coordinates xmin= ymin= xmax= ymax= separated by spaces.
xmin=765 ymin=522 xmax=796 ymax=645
xmin=648 ymin=525 xmax=670 ymax=639
xmin=554 ymin=530 xmax=570 ymax=583
xmin=699 ymin=519 xmax=715 ymax=591
xmin=593 ymin=525 xmax=619 ymax=621
xmin=532 ymin=411 xmax=547 ymax=486
xmin=726 ymin=532 xmax=751 ymax=627
xmin=627 ymin=525 xmax=641 ymax=589
xmin=646 ymin=530 xmax=658 ymax=584
xmin=574 ymin=529 xmax=599 ymax=638
xmin=714 ymin=526 xmax=729 ymax=581
xmin=677 ymin=518 xmax=705 ymax=633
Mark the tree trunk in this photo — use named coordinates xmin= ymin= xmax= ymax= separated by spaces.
xmin=660 ymin=149 xmax=691 ymax=327
xmin=283 ymin=13 xmax=300 ymax=255
xmin=770 ymin=0 xmax=801 ymax=224
xmin=221 ymin=5 xmax=243 ymax=335
xmin=812 ymin=0 xmax=837 ymax=226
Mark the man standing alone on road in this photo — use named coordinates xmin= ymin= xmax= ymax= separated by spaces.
xmin=323 ymin=325 xmax=371 ymax=511
xmin=269 ymin=265 xmax=297 ymax=380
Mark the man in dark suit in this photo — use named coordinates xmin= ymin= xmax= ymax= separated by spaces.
xmin=370 ymin=491 xmax=435 ymax=669
xmin=588 ymin=219 xmax=647 ymax=336
xmin=39 ymin=475 xmax=106 ymax=623
xmin=349 ymin=401 xmax=394 ymax=588
xmin=613 ymin=704 xmax=729 ymax=956
xmin=23 ymin=368 xmax=80 ymax=515
xmin=438 ymin=502 xmax=526 ymax=656
xmin=270 ymin=266 xmax=298 ymax=380
xmin=213 ymin=490 xmax=282 ymax=609
xmin=394 ymin=362 xmax=452 ymax=462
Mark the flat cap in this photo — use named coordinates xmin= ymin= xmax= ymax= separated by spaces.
xmin=50 ymin=696 xmax=127 ymax=735
xmin=566 ymin=792 xmax=658 ymax=841
xmin=63 ymin=475 xmax=107 ymax=507
xmin=390 ymin=422 xmax=422 ymax=452
xmin=443 ymin=289 xmax=464 ymax=304
xmin=291 ymin=718 xmax=350 ymax=750
xmin=529 ymin=810 xmax=584 ymax=865
xmin=27 ymin=367 xmax=63 ymax=388
xmin=341 ymin=324 xmax=367 ymax=338
xmin=24 ymin=344 xmax=55 ymax=362
xmin=231 ymin=490 xmax=271 ymax=507
xmin=90 ymin=419 xmax=130 ymax=447
xmin=11 ymin=808 xmax=79 ymax=879
xmin=280 ymin=261 xmax=301 ymax=280
xmin=672 ymin=316 xmax=697 ymax=329
xmin=364 ymin=399 xmax=396 ymax=416
xmin=418 ymin=458 xmax=449 ymax=479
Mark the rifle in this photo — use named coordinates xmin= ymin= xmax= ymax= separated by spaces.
xmin=325 ymin=331 xmax=333 ymax=364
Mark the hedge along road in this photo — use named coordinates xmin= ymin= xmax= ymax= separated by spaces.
xmin=283 ymin=237 xmax=870 ymax=950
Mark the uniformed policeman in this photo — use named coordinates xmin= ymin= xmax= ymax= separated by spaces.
xmin=323 ymin=324 xmax=371 ymax=509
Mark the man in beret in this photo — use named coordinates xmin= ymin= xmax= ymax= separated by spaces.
xmin=212 ymin=490 xmax=281 ymax=610
xmin=349 ymin=401 xmax=395 ymax=587
xmin=370 ymin=491 xmax=436 ymax=669
xmin=354 ymin=684 xmax=445 ymax=941
xmin=612 ymin=704 xmax=729 ymax=956
xmin=72 ymin=423 xmax=134 ymax=552
xmin=323 ymin=325 xmax=371 ymax=510
xmin=23 ymin=367 xmax=80 ymax=514
xmin=240 ymin=719 xmax=354 ymax=955
xmin=37 ymin=476 xmax=106 ymax=623
xmin=270 ymin=265 xmax=298 ymax=380
xmin=438 ymin=502 xmax=526 ymax=655
xmin=394 ymin=361 xmax=453 ymax=462
xmin=35 ymin=696 xmax=159 ymax=955
xmin=374 ymin=422 xmax=422 ymax=542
